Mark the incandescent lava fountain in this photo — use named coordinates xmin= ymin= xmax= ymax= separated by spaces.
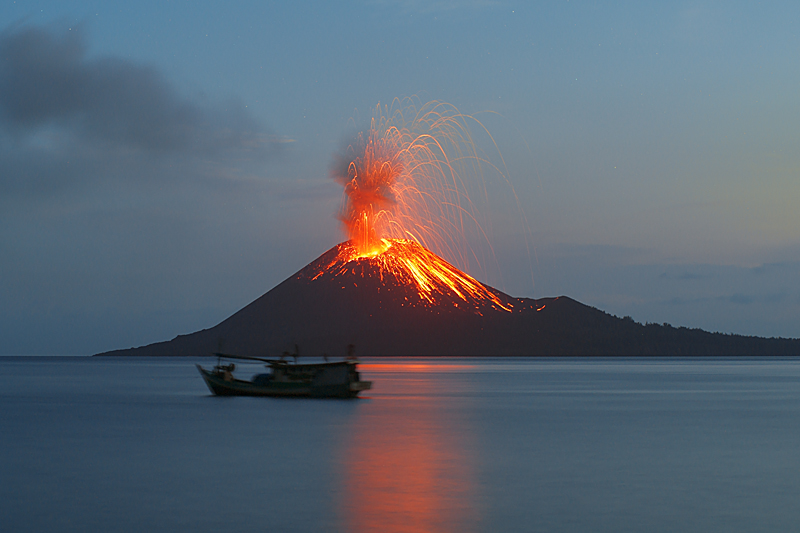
xmin=317 ymin=99 xmax=514 ymax=314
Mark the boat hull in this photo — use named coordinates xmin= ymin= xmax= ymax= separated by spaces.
xmin=196 ymin=364 xmax=370 ymax=398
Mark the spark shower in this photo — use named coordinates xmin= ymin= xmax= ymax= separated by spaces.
xmin=321 ymin=98 xmax=526 ymax=312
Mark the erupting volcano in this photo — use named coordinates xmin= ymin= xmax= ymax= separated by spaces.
xmin=330 ymin=99 xmax=510 ymax=285
xmin=323 ymin=99 xmax=517 ymax=314
xmin=96 ymin=101 xmax=800 ymax=357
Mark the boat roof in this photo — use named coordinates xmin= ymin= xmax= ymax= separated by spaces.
xmin=213 ymin=353 xmax=360 ymax=366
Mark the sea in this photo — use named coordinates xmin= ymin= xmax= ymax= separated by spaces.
xmin=2 ymin=356 xmax=800 ymax=533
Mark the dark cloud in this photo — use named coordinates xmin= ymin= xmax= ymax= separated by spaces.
xmin=0 ymin=24 xmax=278 ymax=196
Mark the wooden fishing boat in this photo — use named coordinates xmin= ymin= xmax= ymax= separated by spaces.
xmin=196 ymin=354 xmax=372 ymax=398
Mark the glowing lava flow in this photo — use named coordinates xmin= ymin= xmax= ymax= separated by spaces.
xmin=332 ymin=99 xmax=506 ymax=276
xmin=312 ymin=239 xmax=512 ymax=312
xmin=326 ymin=98 xmax=515 ymax=312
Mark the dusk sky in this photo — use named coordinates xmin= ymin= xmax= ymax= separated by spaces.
xmin=2 ymin=1 xmax=799 ymax=355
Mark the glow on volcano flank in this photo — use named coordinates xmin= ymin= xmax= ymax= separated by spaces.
xmin=311 ymin=239 xmax=512 ymax=313
xmin=322 ymin=100 xmax=520 ymax=315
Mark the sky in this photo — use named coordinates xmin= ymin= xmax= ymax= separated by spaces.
xmin=1 ymin=1 xmax=799 ymax=355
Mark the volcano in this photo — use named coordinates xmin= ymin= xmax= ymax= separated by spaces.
xmin=96 ymin=239 xmax=800 ymax=356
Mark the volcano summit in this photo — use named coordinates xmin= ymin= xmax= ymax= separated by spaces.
xmin=97 ymin=240 xmax=800 ymax=356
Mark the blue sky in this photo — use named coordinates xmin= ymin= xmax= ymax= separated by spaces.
xmin=2 ymin=1 xmax=799 ymax=354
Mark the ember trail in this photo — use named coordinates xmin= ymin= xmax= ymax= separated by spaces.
xmin=322 ymin=99 xmax=514 ymax=313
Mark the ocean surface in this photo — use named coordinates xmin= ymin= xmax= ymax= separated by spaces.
xmin=2 ymin=356 xmax=800 ymax=532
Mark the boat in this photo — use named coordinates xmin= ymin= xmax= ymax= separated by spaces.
xmin=196 ymin=354 xmax=372 ymax=398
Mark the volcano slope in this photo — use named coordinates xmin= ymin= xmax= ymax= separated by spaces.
xmin=97 ymin=240 xmax=800 ymax=356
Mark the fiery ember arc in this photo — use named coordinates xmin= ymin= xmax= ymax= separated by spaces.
xmin=314 ymin=99 xmax=513 ymax=313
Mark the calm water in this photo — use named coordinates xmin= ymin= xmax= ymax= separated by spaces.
xmin=2 ymin=356 xmax=800 ymax=532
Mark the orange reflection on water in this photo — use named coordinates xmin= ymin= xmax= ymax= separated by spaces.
xmin=339 ymin=373 xmax=479 ymax=532
xmin=358 ymin=363 xmax=476 ymax=373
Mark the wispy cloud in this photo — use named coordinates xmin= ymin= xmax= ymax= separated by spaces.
xmin=0 ymin=23 xmax=283 ymax=197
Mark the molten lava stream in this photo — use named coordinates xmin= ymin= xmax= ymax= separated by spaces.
xmin=312 ymin=239 xmax=512 ymax=313
xmin=331 ymin=99 xmax=517 ymax=300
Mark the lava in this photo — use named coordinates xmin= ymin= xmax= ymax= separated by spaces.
xmin=325 ymin=99 xmax=515 ymax=312
xmin=331 ymin=99 xmax=503 ymax=272
xmin=312 ymin=239 xmax=512 ymax=312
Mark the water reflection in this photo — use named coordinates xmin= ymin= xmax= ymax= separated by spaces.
xmin=339 ymin=364 xmax=479 ymax=532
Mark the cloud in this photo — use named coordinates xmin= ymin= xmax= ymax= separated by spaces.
xmin=0 ymin=23 xmax=280 ymax=196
